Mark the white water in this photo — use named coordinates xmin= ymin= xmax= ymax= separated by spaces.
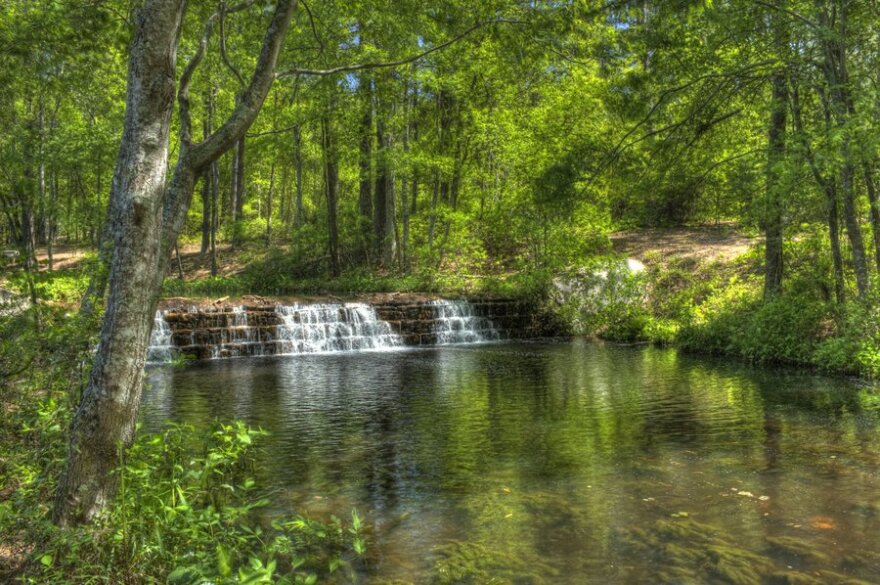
xmin=147 ymin=300 xmax=503 ymax=363
xmin=275 ymin=303 xmax=403 ymax=354
xmin=210 ymin=305 xmax=261 ymax=358
xmin=147 ymin=311 xmax=175 ymax=363
xmin=431 ymin=300 xmax=500 ymax=344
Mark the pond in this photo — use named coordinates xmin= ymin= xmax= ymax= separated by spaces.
xmin=142 ymin=340 xmax=880 ymax=584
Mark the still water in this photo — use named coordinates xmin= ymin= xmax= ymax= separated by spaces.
xmin=142 ymin=341 xmax=880 ymax=584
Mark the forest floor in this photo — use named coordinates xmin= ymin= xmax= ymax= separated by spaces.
xmin=32 ymin=225 xmax=756 ymax=276
xmin=609 ymin=224 xmax=755 ymax=264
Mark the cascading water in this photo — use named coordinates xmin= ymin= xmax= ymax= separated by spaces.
xmin=275 ymin=303 xmax=403 ymax=354
xmin=431 ymin=300 xmax=500 ymax=344
xmin=212 ymin=305 xmax=267 ymax=358
xmin=147 ymin=311 xmax=175 ymax=362
xmin=145 ymin=299 xmax=523 ymax=364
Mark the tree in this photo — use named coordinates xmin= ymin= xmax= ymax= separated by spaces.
xmin=55 ymin=0 xmax=297 ymax=525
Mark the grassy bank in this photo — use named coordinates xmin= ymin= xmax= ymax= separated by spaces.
xmin=564 ymin=243 xmax=880 ymax=378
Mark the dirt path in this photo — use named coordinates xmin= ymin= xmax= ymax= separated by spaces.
xmin=30 ymin=226 xmax=755 ymax=277
xmin=610 ymin=225 xmax=754 ymax=264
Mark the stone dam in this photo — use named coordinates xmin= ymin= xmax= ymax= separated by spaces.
xmin=148 ymin=298 xmax=556 ymax=362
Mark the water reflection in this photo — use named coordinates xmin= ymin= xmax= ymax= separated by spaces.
xmin=142 ymin=341 xmax=880 ymax=583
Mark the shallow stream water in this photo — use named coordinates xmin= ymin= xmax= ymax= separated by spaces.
xmin=142 ymin=341 xmax=880 ymax=584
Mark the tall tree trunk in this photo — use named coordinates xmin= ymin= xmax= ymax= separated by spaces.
xmin=293 ymin=124 xmax=304 ymax=230
xmin=47 ymin=168 xmax=57 ymax=271
xmin=55 ymin=0 xmax=296 ymax=526
xmin=792 ymin=83 xmax=845 ymax=303
xmin=231 ymin=136 xmax=246 ymax=247
xmin=321 ymin=113 xmax=340 ymax=276
xmin=210 ymin=157 xmax=220 ymax=277
xmin=358 ymin=76 xmax=373 ymax=261
xmin=265 ymin=163 xmax=275 ymax=243
xmin=55 ymin=0 xmax=188 ymax=526
xmin=200 ymin=90 xmax=213 ymax=256
xmin=863 ymin=166 xmax=880 ymax=271
xmin=763 ymin=47 xmax=786 ymax=298
xmin=819 ymin=1 xmax=869 ymax=298
xmin=374 ymin=114 xmax=396 ymax=267
xmin=428 ymin=173 xmax=439 ymax=251
xmin=200 ymin=170 xmax=211 ymax=255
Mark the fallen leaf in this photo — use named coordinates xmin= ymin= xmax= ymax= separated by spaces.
xmin=809 ymin=516 xmax=836 ymax=530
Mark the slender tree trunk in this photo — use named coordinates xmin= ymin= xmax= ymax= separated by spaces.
xmin=793 ymin=83 xmax=846 ymax=303
xmin=321 ymin=114 xmax=340 ymax=276
xmin=210 ymin=157 xmax=220 ymax=277
xmin=358 ymin=76 xmax=373 ymax=262
xmin=200 ymin=170 xmax=211 ymax=255
xmin=863 ymin=166 xmax=880 ymax=271
xmin=819 ymin=2 xmax=869 ymax=298
xmin=266 ymin=163 xmax=275 ymax=243
xmin=827 ymin=183 xmax=845 ymax=303
xmin=763 ymin=40 xmax=787 ymax=298
xmin=428 ymin=174 xmax=439 ymax=251
xmin=293 ymin=124 xmax=304 ymax=230
xmin=231 ymin=136 xmax=246 ymax=246
xmin=411 ymin=173 xmax=418 ymax=215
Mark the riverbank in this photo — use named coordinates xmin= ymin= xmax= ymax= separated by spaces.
xmin=570 ymin=243 xmax=880 ymax=379
xmin=9 ymin=225 xmax=880 ymax=379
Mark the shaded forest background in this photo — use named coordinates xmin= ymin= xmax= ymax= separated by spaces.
xmin=3 ymin=0 xmax=877 ymax=302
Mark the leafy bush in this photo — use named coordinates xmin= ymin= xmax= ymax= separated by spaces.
xmin=0 ymin=308 xmax=366 ymax=584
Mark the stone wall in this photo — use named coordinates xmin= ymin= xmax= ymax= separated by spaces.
xmin=157 ymin=299 xmax=555 ymax=361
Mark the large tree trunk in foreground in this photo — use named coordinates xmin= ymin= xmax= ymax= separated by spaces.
xmin=55 ymin=0 xmax=296 ymax=526
xmin=54 ymin=0 xmax=187 ymax=525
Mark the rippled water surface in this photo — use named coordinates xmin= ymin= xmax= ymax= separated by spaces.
xmin=143 ymin=341 xmax=880 ymax=584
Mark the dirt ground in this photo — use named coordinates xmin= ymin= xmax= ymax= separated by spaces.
xmin=610 ymin=225 xmax=755 ymax=264
xmin=28 ymin=242 xmax=242 ymax=278
xmin=28 ymin=226 xmax=756 ymax=278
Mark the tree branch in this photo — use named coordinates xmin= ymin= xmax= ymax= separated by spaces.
xmin=188 ymin=0 xmax=297 ymax=170
xmin=219 ymin=1 xmax=248 ymax=88
xmin=749 ymin=0 xmax=818 ymax=29
xmin=276 ymin=20 xmax=490 ymax=78
xmin=177 ymin=0 xmax=259 ymax=145
xmin=300 ymin=0 xmax=324 ymax=55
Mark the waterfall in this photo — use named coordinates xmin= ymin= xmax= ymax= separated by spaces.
xmin=213 ymin=305 xmax=266 ymax=358
xmin=431 ymin=300 xmax=500 ymax=344
xmin=275 ymin=303 xmax=403 ymax=354
xmin=147 ymin=311 xmax=175 ymax=363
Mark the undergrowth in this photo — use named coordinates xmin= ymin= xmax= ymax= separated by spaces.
xmin=0 ymin=307 xmax=365 ymax=584
xmin=559 ymin=242 xmax=880 ymax=378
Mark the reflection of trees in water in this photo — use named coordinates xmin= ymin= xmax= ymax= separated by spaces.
xmin=140 ymin=344 xmax=880 ymax=583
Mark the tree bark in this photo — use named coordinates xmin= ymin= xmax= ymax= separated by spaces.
xmin=792 ymin=84 xmax=845 ymax=303
xmin=763 ymin=36 xmax=786 ymax=298
xmin=266 ymin=163 xmax=275 ymax=243
xmin=321 ymin=113 xmax=340 ymax=276
xmin=293 ymin=124 xmax=304 ymax=229
xmin=374 ymin=112 xmax=396 ymax=267
xmin=55 ymin=0 xmax=297 ymax=526
xmin=818 ymin=1 xmax=869 ymax=298
xmin=863 ymin=166 xmax=880 ymax=271
xmin=358 ymin=76 xmax=374 ymax=262
xmin=54 ymin=0 xmax=188 ymax=526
